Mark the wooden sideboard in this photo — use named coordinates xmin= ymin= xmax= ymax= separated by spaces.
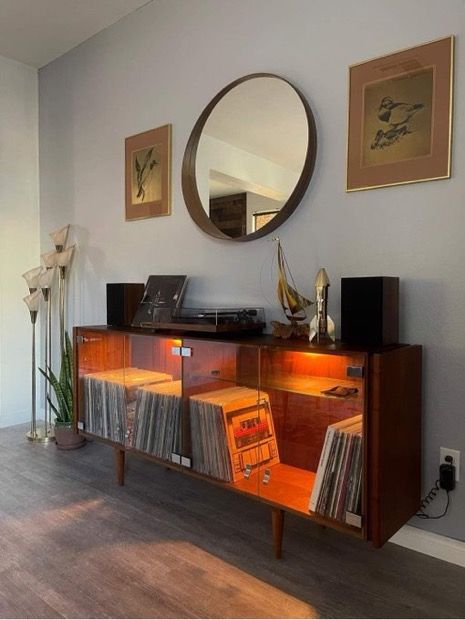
xmin=74 ymin=325 xmax=422 ymax=557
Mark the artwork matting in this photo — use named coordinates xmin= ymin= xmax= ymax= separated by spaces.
xmin=346 ymin=36 xmax=454 ymax=192
xmin=125 ymin=124 xmax=171 ymax=221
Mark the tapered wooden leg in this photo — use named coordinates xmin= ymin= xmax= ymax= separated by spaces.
xmin=115 ymin=448 xmax=125 ymax=486
xmin=271 ymin=507 xmax=284 ymax=559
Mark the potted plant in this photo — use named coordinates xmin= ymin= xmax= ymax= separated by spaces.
xmin=40 ymin=332 xmax=85 ymax=450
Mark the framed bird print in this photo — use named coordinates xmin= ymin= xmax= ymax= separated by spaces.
xmin=346 ymin=36 xmax=453 ymax=191
xmin=125 ymin=124 xmax=171 ymax=220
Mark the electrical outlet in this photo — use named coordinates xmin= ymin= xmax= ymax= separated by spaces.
xmin=440 ymin=447 xmax=460 ymax=482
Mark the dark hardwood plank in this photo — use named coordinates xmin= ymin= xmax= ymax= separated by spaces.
xmin=0 ymin=423 xmax=464 ymax=619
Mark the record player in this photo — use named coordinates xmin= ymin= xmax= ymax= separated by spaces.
xmin=169 ymin=306 xmax=266 ymax=334
xmin=130 ymin=276 xmax=265 ymax=334
xmin=135 ymin=305 xmax=265 ymax=334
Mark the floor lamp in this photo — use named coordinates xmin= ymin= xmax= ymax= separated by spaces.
xmin=39 ymin=267 xmax=55 ymax=439
xmin=56 ymin=245 xmax=75 ymax=353
xmin=49 ymin=225 xmax=71 ymax=353
xmin=23 ymin=290 xmax=49 ymax=442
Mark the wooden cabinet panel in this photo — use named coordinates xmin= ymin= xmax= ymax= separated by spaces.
xmin=367 ymin=345 xmax=422 ymax=546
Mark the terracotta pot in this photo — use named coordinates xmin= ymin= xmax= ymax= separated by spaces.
xmin=54 ymin=424 xmax=86 ymax=450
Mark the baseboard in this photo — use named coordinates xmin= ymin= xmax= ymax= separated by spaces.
xmin=0 ymin=410 xmax=45 ymax=429
xmin=390 ymin=525 xmax=465 ymax=568
xmin=0 ymin=410 xmax=30 ymax=428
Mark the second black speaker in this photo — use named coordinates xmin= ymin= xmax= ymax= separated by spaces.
xmin=341 ymin=276 xmax=399 ymax=346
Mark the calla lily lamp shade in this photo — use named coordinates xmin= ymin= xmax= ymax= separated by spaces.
xmin=49 ymin=224 xmax=69 ymax=252
xmin=22 ymin=266 xmax=42 ymax=293
xmin=41 ymin=250 xmax=59 ymax=269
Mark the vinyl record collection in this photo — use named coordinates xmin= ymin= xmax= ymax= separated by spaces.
xmin=132 ymin=380 xmax=182 ymax=459
xmin=309 ymin=415 xmax=363 ymax=526
xmin=189 ymin=386 xmax=279 ymax=482
xmin=83 ymin=366 xmax=362 ymax=524
xmin=83 ymin=368 xmax=173 ymax=443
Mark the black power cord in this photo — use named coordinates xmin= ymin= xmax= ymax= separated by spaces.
xmin=416 ymin=456 xmax=455 ymax=520
xmin=416 ymin=479 xmax=450 ymax=520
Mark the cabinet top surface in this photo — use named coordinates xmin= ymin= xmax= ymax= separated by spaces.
xmin=74 ymin=324 xmax=417 ymax=355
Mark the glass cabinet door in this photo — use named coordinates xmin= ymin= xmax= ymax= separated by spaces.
xmin=123 ymin=334 xmax=182 ymax=463
xmin=77 ymin=328 xmax=126 ymax=444
xmin=76 ymin=329 xmax=182 ymax=460
xmin=258 ymin=348 xmax=366 ymax=530
xmin=182 ymin=338 xmax=260 ymax=498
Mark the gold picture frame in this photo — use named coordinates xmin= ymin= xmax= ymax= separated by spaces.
xmin=125 ymin=124 xmax=171 ymax=220
xmin=346 ymin=36 xmax=453 ymax=192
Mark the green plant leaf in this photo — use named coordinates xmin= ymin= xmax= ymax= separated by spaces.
xmin=47 ymin=396 xmax=61 ymax=422
xmin=39 ymin=330 xmax=74 ymax=424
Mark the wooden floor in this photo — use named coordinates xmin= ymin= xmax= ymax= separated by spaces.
xmin=1 ymin=425 xmax=464 ymax=619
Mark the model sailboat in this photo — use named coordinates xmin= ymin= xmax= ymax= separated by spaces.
xmin=272 ymin=239 xmax=313 ymax=338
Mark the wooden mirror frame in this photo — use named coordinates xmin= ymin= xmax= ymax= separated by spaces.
xmin=182 ymin=73 xmax=317 ymax=242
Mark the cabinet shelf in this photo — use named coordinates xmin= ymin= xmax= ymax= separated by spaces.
xmin=259 ymin=373 xmax=362 ymax=400
xmin=187 ymin=373 xmax=361 ymax=401
xmin=232 ymin=462 xmax=315 ymax=515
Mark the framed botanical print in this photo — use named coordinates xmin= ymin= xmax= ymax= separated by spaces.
xmin=346 ymin=36 xmax=453 ymax=191
xmin=125 ymin=124 xmax=171 ymax=220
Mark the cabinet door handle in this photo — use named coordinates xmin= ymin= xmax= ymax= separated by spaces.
xmin=262 ymin=468 xmax=271 ymax=485
xmin=243 ymin=464 xmax=252 ymax=479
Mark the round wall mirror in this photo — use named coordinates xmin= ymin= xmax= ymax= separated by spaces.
xmin=182 ymin=73 xmax=317 ymax=242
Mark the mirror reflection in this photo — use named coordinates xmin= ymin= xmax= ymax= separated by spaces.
xmin=195 ymin=76 xmax=310 ymax=238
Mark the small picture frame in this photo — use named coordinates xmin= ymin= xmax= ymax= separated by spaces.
xmin=252 ymin=209 xmax=280 ymax=232
xmin=346 ymin=36 xmax=453 ymax=192
xmin=125 ymin=124 xmax=171 ymax=220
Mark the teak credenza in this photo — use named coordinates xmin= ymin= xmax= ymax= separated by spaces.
xmin=74 ymin=325 xmax=422 ymax=557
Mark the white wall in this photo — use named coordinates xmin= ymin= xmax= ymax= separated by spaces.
xmin=196 ymin=134 xmax=298 ymax=208
xmin=0 ymin=54 xmax=39 ymax=427
xmin=38 ymin=0 xmax=465 ymax=540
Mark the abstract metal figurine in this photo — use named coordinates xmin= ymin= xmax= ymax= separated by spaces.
xmin=309 ymin=268 xmax=335 ymax=344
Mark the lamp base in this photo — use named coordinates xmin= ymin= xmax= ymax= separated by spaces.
xmin=26 ymin=427 xmax=55 ymax=443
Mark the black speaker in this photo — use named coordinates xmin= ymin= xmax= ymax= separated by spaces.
xmin=341 ymin=277 xmax=399 ymax=346
xmin=106 ymin=283 xmax=144 ymax=327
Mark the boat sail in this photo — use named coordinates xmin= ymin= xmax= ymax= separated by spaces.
xmin=276 ymin=239 xmax=312 ymax=322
